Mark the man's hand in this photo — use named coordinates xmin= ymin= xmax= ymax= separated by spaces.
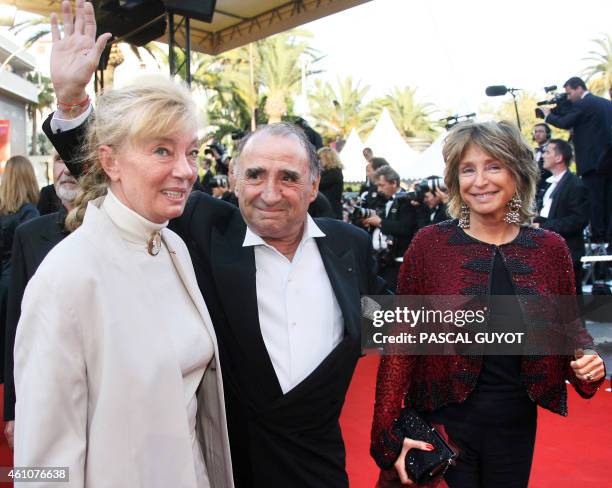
xmin=541 ymin=107 xmax=551 ymax=117
xmin=50 ymin=0 xmax=111 ymax=116
xmin=363 ymin=215 xmax=382 ymax=228
xmin=435 ymin=188 xmax=449 ymax=204
xmin=531 ymin=222 xmax=540 ymax=229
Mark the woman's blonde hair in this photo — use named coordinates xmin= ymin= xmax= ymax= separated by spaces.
xmin=442 ymin=120 xmax=538 ymax=224
xmin=317 ymin=147 xmax=343 ymax=170
xmin=0 ymin=155 xmax=39 ymax=214
xmin=65 ymin=75 xmax=199 ymax=231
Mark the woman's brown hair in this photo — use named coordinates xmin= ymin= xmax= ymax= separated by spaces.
xmin=442 ymin=120 xmax=538 ymax=224
xmin=0 ymin=156 xmax=39 ymax=215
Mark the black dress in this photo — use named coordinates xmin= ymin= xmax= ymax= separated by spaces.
xmin=427 ymin=249 xmax=537 ymax=488
xmin=319 ymin=167 xmax=344 ymax=219
xmin=0 ymin=203 xmax=39 ymax=383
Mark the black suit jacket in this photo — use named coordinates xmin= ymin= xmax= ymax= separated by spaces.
xmin=380 ymin=196 xmax=418 ymax=259
xmin=546 ymin=93 xmax=612 ymax=175
xmin=3 ymin=211 xmax=69 ymax=420
xmin=171 ymin=193 xmax=386 ymax=487
xmin=37 ymin=184 xmax=63 ymax=216
xmin=43 ymin=115 xmax=387 ymax=486
xmin=535 ymin=171 xmax=589 ymax=262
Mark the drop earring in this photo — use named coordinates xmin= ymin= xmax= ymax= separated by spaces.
xmin=458 ymin=202 xmax=470 ymax=229
xmin=503 ymin=193 xmax=522 ymax=224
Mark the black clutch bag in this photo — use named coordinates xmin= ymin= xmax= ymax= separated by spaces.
xmin=396 ymin=408 xmax=457 ymax=485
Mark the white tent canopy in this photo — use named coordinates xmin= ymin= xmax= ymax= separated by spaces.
xmin=411 ymin=133 xmax=447 ymax=179
xmin=340 ymin=129 xmax=367 ymax=183
xmin=364 ymin=108 xmax=418 ymax=180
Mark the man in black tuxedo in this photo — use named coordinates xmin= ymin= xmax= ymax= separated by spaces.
xmin=533 ymin=139 xmax=589 ymax=294
xmin=544 ymin=76 xmax=612 ymax=243
xmin=44 ymin=120 xmax=385 ymax=487
xmin=362 ymin=165 xmax=417 ymax=291
xmin=3 ymin=155 xmax=79 ymax=447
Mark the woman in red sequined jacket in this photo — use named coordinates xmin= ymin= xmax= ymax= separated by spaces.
xmin=370 ymin=121 xmax=605 ymax=488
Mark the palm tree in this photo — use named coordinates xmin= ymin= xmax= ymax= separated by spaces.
xmin=308 ymin=76 xmax=373 ymax=142
xmin=382 ymin=86 xmax=437 ymax=141
xmin=582 ymin=34 xmax=612 ymax=98
xmin=256 ymin=31 xmax=321 ymax=123
xmin=9 ymin=16 xmax=51 ymax=48
xmin=103 ymin=43 xmax=125 ymax=90
xmin=26 ymin=74 xmax=54 ymax=155
xmin=216 ymin=45 xmax=260 ymax=129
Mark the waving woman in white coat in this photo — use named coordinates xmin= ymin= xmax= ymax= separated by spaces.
xmin=13 ymin=50 xmax=233 ymax=488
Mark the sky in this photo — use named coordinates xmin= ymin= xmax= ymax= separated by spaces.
xmin=4 ymin=0 xmax=611 ymax=121
xmin=301 ymin=0 xmax=612 ymax=117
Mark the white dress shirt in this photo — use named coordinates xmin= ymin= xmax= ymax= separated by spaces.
xmin=540 ymin=170 xmax=567 ymax=218
xmin=243 ymin=215 xmax=344 ymax=394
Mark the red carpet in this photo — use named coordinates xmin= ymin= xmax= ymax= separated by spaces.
xmin=340 ymin=355 xmax=611 ymax=487
xmin=0 ymin=386 xmax=12 ymax=486
xmin=0 ymin=367 xmax=608 ymax=487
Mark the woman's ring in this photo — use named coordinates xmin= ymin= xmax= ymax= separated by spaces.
xmin=586 ymin=372 xmax=593 ymax=381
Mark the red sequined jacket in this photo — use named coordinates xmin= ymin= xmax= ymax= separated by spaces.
xmin=370 ymin=220 xmax=604 ymax=469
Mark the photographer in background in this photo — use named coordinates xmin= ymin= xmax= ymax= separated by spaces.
xmin=193 ymin=156 xmax=214 ymax=195
xmin=421 ymin=187 xmax=449 ymax=228
xmin=543 ymin=76 xmax=612 ymax=244
xmin=361 ymin=157 xmax=390 ymax=212
xmin=211 ymin=174 xmax=230 ymax=199
xmin=532 ymin=139 xmax=589 ymax=294
xmin=363 ymin=165 xmax=417 ymax=291
xmin=405 ymin=176 xmax=449 ymax=229
xmin=205 ymin=140 xmax=229 ymax=175
xmin=533 ymin=123 xmax=552 ymax=207
xmin=533 ymin=123 xmax=551 ymax=167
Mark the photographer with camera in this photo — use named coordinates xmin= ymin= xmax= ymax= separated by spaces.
xmin=542 ymin=76 xmax=612 ymax=244
xmin=210 ymin=174 xmax=230 ymax=199
xmin=361 ymin=157 xmax=390 ymax=212
xmin=205 ymin=140 xmax=230 ymax=175
xmin=422 ymin=187 xmax=449 ymax=227
xmin=362 ymin=165 xmax=418 ymax=291
xmin=405 ymin=176 xmax=449 ymax=229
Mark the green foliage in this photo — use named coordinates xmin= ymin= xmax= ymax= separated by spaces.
xmin=26 ymin=74 xmax=55 ymax=155
xmin=381 ymin=86 xmax=438 ymax=140
xmin=582 ymin=33 xmax=612 ymax=98
xmin=308 ymin=76 xmax=374 ymax=141
xmin=307 ymin=80 xmax=438 ymax=145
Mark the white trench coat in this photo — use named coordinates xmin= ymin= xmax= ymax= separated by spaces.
xmin=14 ymin=199 xmax=234 ymax=488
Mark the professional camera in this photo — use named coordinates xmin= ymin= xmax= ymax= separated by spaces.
xmin=535 ymin=85 xmax=572 ymax=119
xmin=210 ymin=174 xmax=229 ymax=189
xmin=231 ymin=130 xmax=246 ymax=141
xmin=204 ymin=141 xmax=226 ymax=157
xmin=345 ymin=205 xmax=379 ymax=225
xmin=404 ymin=176 xmax=447 ymax=203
